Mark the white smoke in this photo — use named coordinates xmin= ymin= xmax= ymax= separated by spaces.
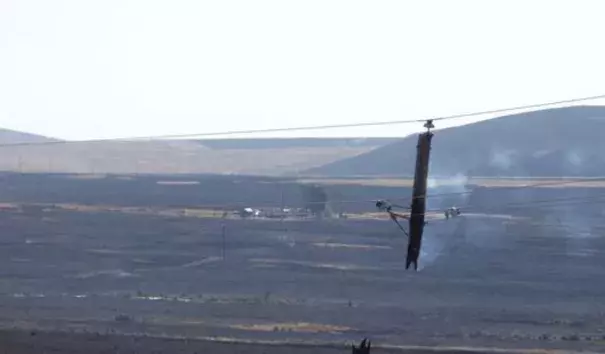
xmin=418 ymin=235 xmax=447 ymax=270
xmin=489 ymin=149 xmax=517 ymax=170
xmin=532 ymin=149 xmax=552 ymax=158
xmin=565 ymin=149 xmax=584 ymax=167
xmin=419 ymin=172 xmax=473 ymax=270
xmin=426 ymin=173 xmax=471 ymax=211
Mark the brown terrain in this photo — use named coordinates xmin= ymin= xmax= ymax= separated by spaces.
xmin=2 ymin=110 xmax=605 ymax=354
xmin=0 ymin=130 xmax=395 ymax=176
xmin=2 ymin=328 xmax=593 ymax=354
xmin=0 ymin=173 xmax=604 ymax=353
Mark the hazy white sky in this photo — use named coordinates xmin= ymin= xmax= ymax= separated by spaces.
xmin=1 ymin=0 xmax=604 ymax=140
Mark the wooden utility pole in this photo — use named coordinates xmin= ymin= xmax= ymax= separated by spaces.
xmin=406 ymin=120 xmax=434 ymax=270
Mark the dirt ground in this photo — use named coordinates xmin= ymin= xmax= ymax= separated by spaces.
xmin=1 ymin=209 xmax=604 ymax=352
xmin=2 ymin=329 xmax=595 ymax=354
xmin=1 ymin=174 xmax=605 ymax=353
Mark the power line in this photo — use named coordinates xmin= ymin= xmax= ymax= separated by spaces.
xmin=428 ymin=93 xmax=605 ymax=122
xmin=2 ymin=94 xmax=604 ymax=148
xmin=4 ymin=94 xmax=605 ymax=225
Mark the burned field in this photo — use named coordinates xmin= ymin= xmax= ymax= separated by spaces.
xmin=1 ymin=173 xmax=605 ymax=353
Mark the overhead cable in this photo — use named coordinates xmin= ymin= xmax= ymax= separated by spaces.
xmin=2 ymin=94 xmax=604 ymax=148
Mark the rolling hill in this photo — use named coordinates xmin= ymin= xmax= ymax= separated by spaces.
xmin=0 ymin=128 xmax=59 ymax=144
xmin=0 ymin=134 xmax=396 ymax=175
xmin=7 ymin=105 xmax=605 ymax=178
xmin=305 ymin=105 xmax=605 ymax=178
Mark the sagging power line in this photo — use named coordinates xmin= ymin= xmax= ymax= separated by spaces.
xmin=0 ymin=94 xmax=604 ymax=148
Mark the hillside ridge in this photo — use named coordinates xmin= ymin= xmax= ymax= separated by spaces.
xmin=305 ymin=105 xmax=605 ymax=177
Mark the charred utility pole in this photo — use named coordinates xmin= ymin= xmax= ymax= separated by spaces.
xmin=406 ymin=120 xmax=434 ymax=270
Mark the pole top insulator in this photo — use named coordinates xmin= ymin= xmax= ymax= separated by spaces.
xmin=424 ymin=119 xmax=434 ymax=131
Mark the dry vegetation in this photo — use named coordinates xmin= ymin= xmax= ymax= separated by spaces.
xmin=3 ymin=201 xmax=440 ymax=222
xmin=230 ymin=322 xmax=353 ymax=334
xmin=0 ymin=140 xmax=382 ymax=176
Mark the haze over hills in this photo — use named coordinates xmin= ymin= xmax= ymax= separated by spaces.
xmin=0 ymin=132 xmax=396 ymax=175
xmin=306 ymin=105 xmax=605 ymax=178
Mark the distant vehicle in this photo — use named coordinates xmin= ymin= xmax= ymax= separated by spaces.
xmin=444 ymin=206 xmax=461 ymax=219
xmin=235 ymin=207 xmax=261 ymax=218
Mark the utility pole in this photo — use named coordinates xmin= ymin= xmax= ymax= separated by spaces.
xmin=406 ymin=119 xmax=434 ymax=271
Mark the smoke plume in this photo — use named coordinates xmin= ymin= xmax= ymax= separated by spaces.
xmin=418 ymin=172 xmax=473 ymax=270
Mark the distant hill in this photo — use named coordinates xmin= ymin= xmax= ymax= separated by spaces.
xmin=0 ymin=129 xmax=59 ymax=144
xmin=0 ymin=136 xmax=395 ymax=175
xmin=305 ymin=106 xmax=605 ymax=177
